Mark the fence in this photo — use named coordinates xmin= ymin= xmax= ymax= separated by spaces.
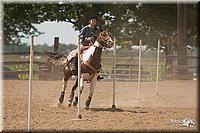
xmin=3 ymin=51 xmax=62 ymax=80
xmin=100 ymin=50 xmax=166 ymax=81
xmin=166 ymin=55 xmax=198 ymax=80
xmin=2 ymin=50 xmax=198 ymax=81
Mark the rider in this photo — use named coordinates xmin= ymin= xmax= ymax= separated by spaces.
xmin=71 ymin=15 xmax=103 ymax=80
xmin=79 ymin=15 xmax=101 ymax=52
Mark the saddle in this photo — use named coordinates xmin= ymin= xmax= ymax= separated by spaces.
xmin=65 ymin=46 xmax=101 ymax=83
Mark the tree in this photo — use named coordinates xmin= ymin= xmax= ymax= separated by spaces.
xmin=3 ymin=3 xmax=43 ymax=45
xmin=3 ymin=2 xmax=197 ymax=53
xmin=177 ymin=4 xmax=187 ymax=75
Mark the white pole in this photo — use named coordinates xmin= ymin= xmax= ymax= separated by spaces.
xmin=112 ymin=36 xmax=116 ymax=109
xmin=137 ymin=39 xmax=142 ymax=101
xmin=156 ymin=39 xmax=160 ymax=95
xmin=77 ymin=34 xmax=82 ymax=119
xmin=0 ymin=3 xmax=3 ymax=130
xmin=28 ymin=34 xmax=34 ymax=132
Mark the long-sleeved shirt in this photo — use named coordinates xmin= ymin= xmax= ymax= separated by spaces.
xmin=80 ymin=24 xmax=101 ymax=46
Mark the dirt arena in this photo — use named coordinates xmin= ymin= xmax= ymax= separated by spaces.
xmin=2 ymin=79 xmax=198 ymax=132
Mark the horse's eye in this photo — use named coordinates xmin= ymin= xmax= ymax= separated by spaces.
xmin=103 ymin=33 xmax=107 ymax=36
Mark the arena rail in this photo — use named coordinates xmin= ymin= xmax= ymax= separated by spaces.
xmin=166 ymin=55 xmax=198 ymax=80
xmin=2 ymin=51 xmax=198 ymax=81
xmin=2 ymin=51 xmax=61 ymax=80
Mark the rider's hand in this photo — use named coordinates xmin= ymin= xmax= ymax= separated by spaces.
xmin=86 ymin=37 xmax=93 ymax=42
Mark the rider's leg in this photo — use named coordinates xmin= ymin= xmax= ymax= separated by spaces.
xmin=71 ymin=43 xmax=84 ymax=75
xmin=71 ymin=56 xmax=78 ymax=75
xmin=97 ymin=74 xmax=104 ymax=80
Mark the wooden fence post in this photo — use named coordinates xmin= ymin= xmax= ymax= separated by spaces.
xmin=51 ymin=37 xmax=60 ymax=80
xmin=54 ymin=37 xmax=59 ymax=52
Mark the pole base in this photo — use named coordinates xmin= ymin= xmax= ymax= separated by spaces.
xmin=78 ymin=115 xmax=82 ymax=119
xmin=71 ymin=115 xmax=85 ymax=121
xmin=112 ymin=105 xmax=116 ymax=111
xmin=112 ymin=105 xmax=116 ymax=109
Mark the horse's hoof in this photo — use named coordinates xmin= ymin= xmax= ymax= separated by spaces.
xmin=59 ymin=98 xmax=64 ymax=104
xmin=59 ymin=92 xmax=65 ymax=103
xmin=73 ymin=97 xmax=78 ymax=106
xmin=85 ymin=97 xmax=91 ymax=107
xmin=84 ymin=106 xmax=89 ymax=110
xmin=73 ymin=101 xmax=78 ymax=106
xmin=68 ymin=92 xmax=74 ymax=103
xmin=68 ymin=102 xmax=72 ymax=107
xmin=68 ymin=104 xmax=71 ymax=107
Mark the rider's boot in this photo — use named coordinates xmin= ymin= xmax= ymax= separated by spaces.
xmin=97 ymin=75 xmax=104 ymax=80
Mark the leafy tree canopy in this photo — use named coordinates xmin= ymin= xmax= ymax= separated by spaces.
xmin=3 ymin=2 xmax=198 ymax=51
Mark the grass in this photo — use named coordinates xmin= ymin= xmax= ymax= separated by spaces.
xmin=4 ymin=64 xmax=39 ymax=79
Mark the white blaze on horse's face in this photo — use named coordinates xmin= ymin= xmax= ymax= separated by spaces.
xmin=106 ymin=33 xmax=114 ymax=48
xmin=101 ymin=31 xmax=114 ymax=48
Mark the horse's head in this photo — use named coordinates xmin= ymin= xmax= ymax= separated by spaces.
xmin=96 ymin=31 xmax=114 ymax=48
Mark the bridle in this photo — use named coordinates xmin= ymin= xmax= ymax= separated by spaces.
xmin=98 ymin=31 xmax=113 ymax=48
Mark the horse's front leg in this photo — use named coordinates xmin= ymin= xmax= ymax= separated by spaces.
xmin=68 ymin=78 xmax=78 ymax=107
xmin=58 ymin=78 xmax=68 ymax=104
xmin=85 ymin=74 xmax=97 ymax=110
xmin=73 ymin=75 xmax=84 ymax=106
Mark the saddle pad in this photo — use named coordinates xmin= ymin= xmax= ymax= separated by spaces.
xmin=67 ymin=49 xmax=77 ymax=62
xmin=82 ymin=46 xmax=95 ymax=62
xmin=67 ymin=46 xmax=95 ymax=62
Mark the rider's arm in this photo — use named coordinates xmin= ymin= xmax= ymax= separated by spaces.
xmin=80 ymin=26 xmax=88 ymax=43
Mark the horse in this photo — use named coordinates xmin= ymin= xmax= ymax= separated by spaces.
xmin=44 ymin=30 xmax=114 ymax=110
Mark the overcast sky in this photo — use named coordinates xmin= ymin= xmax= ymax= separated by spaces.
xmin=21 ymin=21 xmax=79 ymax=46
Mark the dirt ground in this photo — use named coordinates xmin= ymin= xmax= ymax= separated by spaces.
xmin=2 ymin=79 xmax=198 ymax=132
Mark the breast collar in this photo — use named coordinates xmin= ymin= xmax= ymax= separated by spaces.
xmin=93 ymin=41 xmax=103 ymax=48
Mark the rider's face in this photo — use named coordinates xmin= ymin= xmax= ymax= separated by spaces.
xmin=90 ymin=19 xmax=97 ymax=27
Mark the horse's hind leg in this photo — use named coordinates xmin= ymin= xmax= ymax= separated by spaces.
xmin=58 ymin=78 xmax=68 ymax=104
xmin=68 ymin=78 xmax=78 ymax=107
xmin=85 ymin=74 xmax=97 ymax=110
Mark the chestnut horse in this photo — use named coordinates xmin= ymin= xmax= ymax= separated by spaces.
xmin=45 ymin=31 xmax=113 ymax=109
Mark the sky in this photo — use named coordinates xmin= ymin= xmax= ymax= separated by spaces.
xmin=21 ymin=21 xmax=79 ymax=46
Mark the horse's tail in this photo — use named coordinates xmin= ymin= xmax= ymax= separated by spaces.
xmin=43 ymin=50 xmax=70 ymax=67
